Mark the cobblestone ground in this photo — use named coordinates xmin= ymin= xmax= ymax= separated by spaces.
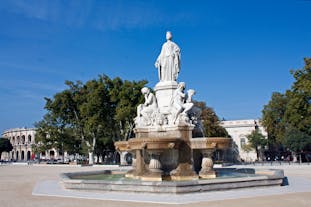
xmin=0 ymin=164 xmax=311 ymax=207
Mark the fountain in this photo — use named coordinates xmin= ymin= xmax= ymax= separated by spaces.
xmin=114 ymin=31 xmax=232 ymax=181
xmin=61 ymin=32 xmax=285 ymax=193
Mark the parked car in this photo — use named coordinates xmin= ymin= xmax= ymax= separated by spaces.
xmin=46 ymin=159 xmax=57 ymax=164
xmin=56 ymin=159 xmax=69 ymax=164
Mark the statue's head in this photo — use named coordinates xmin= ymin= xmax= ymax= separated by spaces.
xmin=178 ymin=82 xmax=186 ymax=89
xmin=187 ymin=89 xmax=195 ymax=96
xmin=186 ymin=89 xmax=195 ymax=103
xmin=141 ymin=87 xmax=150 ymax=95
xmin=166 ymin=31 xmax=172 ymax=40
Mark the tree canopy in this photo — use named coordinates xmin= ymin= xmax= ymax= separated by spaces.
xmin=246 ymin=129 xmax=267 ymax=160
xmin=0 ymin=138 xmax=13 ymax=159
xmin=262 ymin=57 xmax=311 ymax=153
xmin=283 ymin=127 xmax=311 ymax=153
xmin=35 ymin=75 xmax=147 ymax=164
xmin=194 ymin=101 xmax=228 ymax=137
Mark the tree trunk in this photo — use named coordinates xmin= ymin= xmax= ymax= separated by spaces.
xmin=86 ymin=135 xmax=96 ymax=165
xmin=88 ymin=152 xmax=94 ymax=164
xmin=96 ymin=154 xmax=99 ymax=164
xmin=256 ymin=147 xmax=259 ymax=161
xmin=258 ymin=148 xmax=263 ymax=161
xmin=292 ymin=152 xmax=297 ymax=162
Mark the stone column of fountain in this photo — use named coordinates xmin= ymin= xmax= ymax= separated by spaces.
xmin=114 ymin=142 xmax=147 ymax=179
xmin=144 ymin=150 xmax=163 ymax=181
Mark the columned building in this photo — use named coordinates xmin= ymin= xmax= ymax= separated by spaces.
xmin=220 ymin=119 xmax=267 ymax=162
xmin=1 ymin=128 xmax=61 ymax=161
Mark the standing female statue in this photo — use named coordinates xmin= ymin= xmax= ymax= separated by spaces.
xmin=155 ymin=31 xmax=181 ymax=82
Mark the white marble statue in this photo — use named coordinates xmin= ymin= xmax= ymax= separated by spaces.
xmin=136 ymin=87 xmax=158 ymax=126
xmin=171 ymin=82 xmax=194 ymax=124
xmin=186 ymin=89 xmax=202 ymax=123
xmin=155 ymin=31 xmax=181 ymax=82
xmin=186 ymin=89 xmax=204 ymax=136
xmin=186 ymin=89 xmax=195 ymax=103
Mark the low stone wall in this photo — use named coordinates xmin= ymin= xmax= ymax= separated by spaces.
xmin=61 ymin=168 xmax=285 ymax=194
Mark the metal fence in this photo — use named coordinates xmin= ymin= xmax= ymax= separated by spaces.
xmin=240 ymin=161 xmax=311 ymax=166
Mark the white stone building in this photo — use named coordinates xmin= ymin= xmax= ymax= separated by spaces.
xmin=220 ymin=119 xmax=267 ymax=162
xmin=1 ymin=128 xmax=61 ymax=161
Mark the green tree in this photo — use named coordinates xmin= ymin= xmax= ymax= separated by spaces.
xmin=241 ymin=143 xmax=254 ymax=162
xmin=108 ymin=77 xmax=147 ymax=141
xmin=39 ymin=77 xmax=112 ymax=164
xmin=246 ymin=129 xmax=267 ymax=160
xmin=44 ymin=80 xmax=86 ymax=148
xmin=262 ymin=92 xmax=288 ymax=144
xmin=194 ymin=101 xmax=228 ymax=137
xmin=36 ymin=74 xmax=146 ymax=164
xmin=0 ymin=138 xmax=13 ymax=160
xmin=94 ymin=137 xmax=115 ymax=164
xmin=241 ymin=143 xmax=253 ymax=154
xmin=78 ymin=77 xmax=120 ymax=163
xmin=262 ymin=57 xmax=311 ymax=154
xmin=35 ymin=114 xmax=65 ymax=153
xmin=35 ymin=114 xmax=80 ymax=160
xmin=285 ymin=58 xmax=311 ymax=135
xmin=284 ymin=127 xmax=311 ymax=154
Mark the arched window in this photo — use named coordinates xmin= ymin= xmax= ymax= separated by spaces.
xmin=50 ymin=150 xmax=55 ymax=159
xmin=21 ymin=151 xmax=25 ymax=160
xmin=22 ymin=135 xmax=25 ymax=144
xmin=27 ymin=151 xmax=31 ymax=160
xmin=28 ymin=135 xmax=32 ymax=143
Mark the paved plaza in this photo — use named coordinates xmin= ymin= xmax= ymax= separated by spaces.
xmin=0 ymin=164 xmax=311 ymax=207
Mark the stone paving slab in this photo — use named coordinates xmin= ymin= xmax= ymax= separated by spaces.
xmin=32 ymin=176 xmax=311 ymax=204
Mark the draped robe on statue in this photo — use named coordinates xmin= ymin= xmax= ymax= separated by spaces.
xmin=155 ymin=40 xmax=181 ymax=82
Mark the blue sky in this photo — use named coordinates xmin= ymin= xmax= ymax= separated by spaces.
xmin=0 ymin=0 xmax=310 ymax=133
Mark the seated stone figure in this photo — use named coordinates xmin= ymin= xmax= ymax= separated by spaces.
xmin=171 ymin=82 xmax=194 ymax=124
xmin=135 ymin=87 xmax=158 ymax=126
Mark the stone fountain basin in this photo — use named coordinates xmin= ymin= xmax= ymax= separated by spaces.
xmin=61 ymin=168 xmax=285 ymax=194
xmin=115 ymin=137 xmax=232 ymax=151
xmin=115 ymin=137 xmax=182 ymax=152
xmin=114 ymin=137 xmax=233 ymax=181
xmin=190 ymin=137 xmax=232 ymax=149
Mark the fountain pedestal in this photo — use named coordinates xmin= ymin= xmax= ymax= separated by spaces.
xmin=125 ymin=149 xmax=146 ymax=179
xmin=116 ymin=124 xmax=208 ymax=181
xmin=115 ymin=135 xmax=232 ymax=181
xmin=154 ymin=81 xmax=178 ymax=115
xmin=199 ymin=149 xmax=216 ymax=179
xmin=141 ymin=150 xmax=163 ymax=181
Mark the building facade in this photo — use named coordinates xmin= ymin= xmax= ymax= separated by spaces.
xmin=220 ymin=119 xmax=267 ymax=162
xmin=1 ymin=128 xmax=60 ymax=161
